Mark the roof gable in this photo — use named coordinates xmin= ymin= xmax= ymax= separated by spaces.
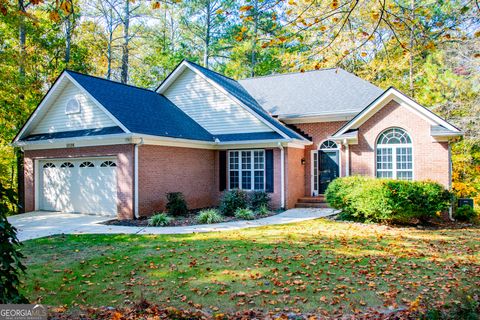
xmin=332 ymin=87 xmax=462 ymax=138
xmin=157 ymin=60 xmax=308 ymax=141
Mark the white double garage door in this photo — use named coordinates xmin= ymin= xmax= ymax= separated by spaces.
xmin=38 ymin=157 xmax=118 ymax=216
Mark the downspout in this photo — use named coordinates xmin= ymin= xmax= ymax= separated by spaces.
xmin=134 ymin=137 xmax=144 ymax=219
xmin=448 ymin=142 xmax=454 ymax=221
xmin=344 ymin=139 xmax=350 ymax=177
xmin=278 ymin=142 xmax=285 ymax=209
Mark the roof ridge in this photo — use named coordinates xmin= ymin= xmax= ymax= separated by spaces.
xmin=185 ymin=60 xmax=240 ymax=83
xmin=239 ymin=67 xmax=341 ymax=81
xmin=65 ymin=69 xmax=155 ymax=93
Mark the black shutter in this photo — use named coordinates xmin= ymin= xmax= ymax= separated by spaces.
xmin=219 ymin=151 xmax=227 ymax=191
xmin=265 ymin=149 xmax=274 ymax=193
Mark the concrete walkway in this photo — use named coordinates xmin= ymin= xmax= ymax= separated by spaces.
xmin=8 ymin=208 xmax=336 ymax=242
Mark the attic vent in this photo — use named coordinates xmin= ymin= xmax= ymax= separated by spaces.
xmin=65 ymin=97 xmax=81 ymax=114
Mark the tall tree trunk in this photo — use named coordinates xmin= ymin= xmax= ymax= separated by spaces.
xmin=18 ymin=0 xmax=26 ymax=82
xmin=121 ymin=0 xmax=130 ymax=84
xmin=65 ymin=15 xmax=73 ymax=65
xmin=203 ymin=0 xmax=211 ymax=68
xmin=409 ymin=0 xmax=415 ymax=97
xmin=107 ymin=7 xmax=114 ymax=79
xmin=250 ymin=0 xmax=258 ymax=77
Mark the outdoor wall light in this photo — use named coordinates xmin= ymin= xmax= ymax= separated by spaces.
xmin=301 ymin=158 xmax=306 ymax=165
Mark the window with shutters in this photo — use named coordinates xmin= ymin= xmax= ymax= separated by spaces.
xmin=228 ymin=150 xmax=265 ymax=191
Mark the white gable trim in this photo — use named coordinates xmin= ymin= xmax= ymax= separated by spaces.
xmin=13 ymin=72 xmax=129 ymax=143
xmin=333 ymin=87 xmax=461 ymax=137
xmin=157 ymin=61 xmax=291 ymax=140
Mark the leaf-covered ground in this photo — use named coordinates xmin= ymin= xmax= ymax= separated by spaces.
xmin=20 ymin=219 xmax=480 ymax=317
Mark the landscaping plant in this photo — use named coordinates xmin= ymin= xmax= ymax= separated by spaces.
xmin=234 ymin=208 xmax=255 ymax=220
xmin=197 ymin=209 xmax=223 ymax=224
xmin=148 ymin=212 xmax=172 ymax=227
xmin=256 ymin=204 xmax=270 ymax=216
xmin=165 ymin=192 xmax=188 ymax=216
xmin=454 ymin=205 xmax=478 ymax=222
xmin=248 ymin=191 xmax=270 ymax=210
xmin=0 ymin=183 xmax=27 ymax=303
xmin=326 ymin=176 xmax=453 ymax=223
xmin=219 ymin=189 xmax=248 ymax=216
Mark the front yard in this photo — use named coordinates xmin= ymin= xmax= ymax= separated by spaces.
xmin=20 ymin=218 xmax=480 ymax=317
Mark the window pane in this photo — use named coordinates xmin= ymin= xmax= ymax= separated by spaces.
xmin=377 ymin=171 xmax=393 ymax=178
xmin=242 ymin=151 xmax=251 ymax=170
xmin=242 ymin=171 xmax=251 ymax=189
xmin=377 ymin=148 xmax=392 ymax=170
xmin=397 ymin=171 xmax=413 ymax=180
xmin=229 ymin=171 xmax=239 ymax=189
xmin=396 ymin=147 xmax=412 ymax=170
xmin=254 ymin=151 xmax=264 ymax=170
xmin=229 ymin=151 xmax=239 ymax=170
xmin=254 ymin=171 xmax=264 ymax=190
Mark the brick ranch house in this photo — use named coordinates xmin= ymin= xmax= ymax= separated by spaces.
xmin=13 ymin=60 xmax=462 ymax=219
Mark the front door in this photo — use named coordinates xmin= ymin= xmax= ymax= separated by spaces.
xmin=318 ymin=150 xmax=339 ymax=193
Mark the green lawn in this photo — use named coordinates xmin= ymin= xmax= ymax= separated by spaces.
xmin=20 ymin=219 xmax=480 ymax=315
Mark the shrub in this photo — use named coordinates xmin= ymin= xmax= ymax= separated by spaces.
xmin=326 ymin=177 xmax=453 ymax=223
xmin=0 ymin=183 xmax=28 ymax=304
xmin=165 ymin=192 xmax=188 ymax=216
xmin=148 ymin=212 xmax=172 ymax=226
xmin=454 ymin=205 xmax=477 ymax=222
xmin=249 ymin=191 xmax=270 ymax=210
xmin=234 ymin=208 xmax=255 ymax=220
xmin=256 ymin=204 xmax=270 ymax=217
xmin=219 ymin=189 xmax=248 ymax=216
xmin=197 ymin=209 xmax=223 ymax=224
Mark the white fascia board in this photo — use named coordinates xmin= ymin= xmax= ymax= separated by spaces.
xmin=65 ymin=73 xmax=130 ymax=133
xmin=280 ymin=111 xmax=358 ymax=124
xmin=14 ymin=72 xmax=69 ymax=143
xmin=156 ymin=61 xmax=189 ymax=93
xmin=334 ymin=88 xmax=461 ymax=137
xmin=18 ymin=133 xmax=133 ymax=150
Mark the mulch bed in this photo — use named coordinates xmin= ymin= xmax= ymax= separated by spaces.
xmin=102 ymin=209 xmax=279 ymax=227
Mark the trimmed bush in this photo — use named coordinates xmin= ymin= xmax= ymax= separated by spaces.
xmin=234 ymin=208 xmax=255 ymax=220
xmin=197 ymin=209 xmax=223 ymax=224
xmin=220 ymin=189 xmax=248 ymax=216
xmin=249 ymin=191 xmax=270 ymax=210
xmin=165 ymin=192 xmax=188 ymax=216
xmin=454 ymin=205 xmax=478 ymax=222
xmin=326 ymin=176 xmax=453 ymax=223
xmin=148 ymin=212 xmax=171 ymax=226
xmin=256 ymin=204 xmax=270 ymax=217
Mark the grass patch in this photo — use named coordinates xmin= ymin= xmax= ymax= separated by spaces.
xmin=20 ymin=219 xmax=480 ymax=315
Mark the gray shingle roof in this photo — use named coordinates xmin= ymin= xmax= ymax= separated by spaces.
xmin=238 ymin=68 xmax=383 ymax=117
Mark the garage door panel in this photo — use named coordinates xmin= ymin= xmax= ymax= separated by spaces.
xmin=39 ymin=158 xmax=117 ymax=216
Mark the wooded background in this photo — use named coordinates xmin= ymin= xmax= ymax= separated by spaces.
xmin=1 ymin=0 xmax=479 ymax=205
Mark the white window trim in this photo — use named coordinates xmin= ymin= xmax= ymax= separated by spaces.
xmin=311 ymin=140 xmax=342 ymax=196
xmin=375 ymin=128 xmax=414 ymax=180
xmin=227 ymin=149 xmax=266 ymax=191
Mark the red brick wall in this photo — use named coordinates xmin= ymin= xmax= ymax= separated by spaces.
xmin=350 ymin=100 xmax=450 ymax=186
xmin=285 ymin=147 xmax=305 ymax=208
xmin=24 ymin=144 xmax=135 ymax=219
xmin=293 ymin=121 xmax=347 ymax=196
xmin=138 ymin=145 xmax=216 ymax=216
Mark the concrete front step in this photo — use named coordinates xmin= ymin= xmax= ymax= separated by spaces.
xmin=297 ymin=196 xmax=326 ymax=203
xmin=295 ymin=202 xmax=330 ymax=208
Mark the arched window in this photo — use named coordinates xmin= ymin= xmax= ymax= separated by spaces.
xmin=319 ymin=140 xmax=338 ymax=150
xmin=60 ymin=162 xmax=74 ymax=168
xmin=43 ymin=162 xmax=55 ymax=168
xmin=80 ymin=161 xmax=94 ymax=168
xmin=376 ymin=128 xmax=413 ymax=180
xmin=100 ymin=160 xmax=116 ymax=167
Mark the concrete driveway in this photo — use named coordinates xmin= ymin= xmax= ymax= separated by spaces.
xmin=8 ymin=208 xmax=336 ymax=242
